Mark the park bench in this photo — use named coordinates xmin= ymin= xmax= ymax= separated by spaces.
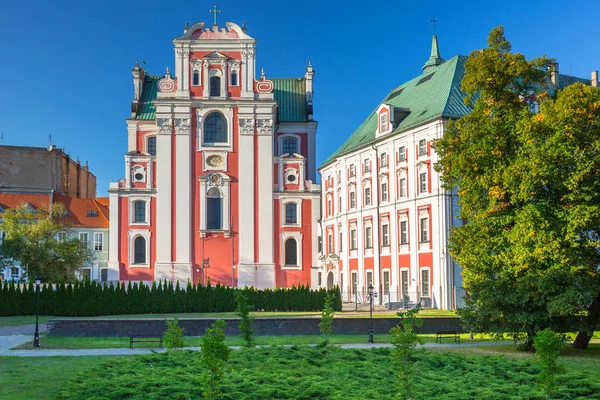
xmin=129 ymin=336 xmax=163 ymax=349
xmin=435 ymin=330 xmax=460 ymax=344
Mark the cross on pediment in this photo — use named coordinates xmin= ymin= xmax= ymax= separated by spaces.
xmin=210 ymin=5 xmax=221 ymax=26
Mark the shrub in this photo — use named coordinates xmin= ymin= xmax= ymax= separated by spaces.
xmin=200 ymin=320 xmax=230 ymax=399
xmin=235 ymin=292 xmax=255 ymax=347
xmin=390 ymin=305 xmax=423 ymax=400
xmin=318 ymin=292 xmax=335 ymax=346
xmin=534 ymin=328 xmax=565 ymax=400
xmin=162 ymin=318 xmax=184 ymax=349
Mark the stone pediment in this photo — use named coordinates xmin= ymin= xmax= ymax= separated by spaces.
xmin=203 ymin=51 xmax=229 ymax=60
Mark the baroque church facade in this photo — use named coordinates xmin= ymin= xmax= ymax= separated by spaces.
xmin=107 ymin=19 xmax=320 ymax=289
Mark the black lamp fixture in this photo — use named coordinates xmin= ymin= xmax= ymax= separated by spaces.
xmin=368 ymin=284 xmax=374 ymax=343
xmin=33 ymin=275 xmax=41 ymax=348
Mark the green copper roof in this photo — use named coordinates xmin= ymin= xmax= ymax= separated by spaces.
xmin=134 ymin=75 xmax=161 ymax=120
xmin=272 ymin=78 xmax=308 ymax=122
xmin=322 ymin=55 xmax=471 ymax=166
xmin=557 ymin=74 xmax=591 ymax=88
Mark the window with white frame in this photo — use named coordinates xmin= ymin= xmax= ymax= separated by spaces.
xmin=399 ymin=178 xmax=407 ymax=198
xmin=338 ymin=195 xmax=342 ymax=214
xmin=327 ymin=198 xmax=332 ymax=216
xmin=207 ymin=187 xmax=223 ymax=230
xmin=421 ymin=269 xmax=430 ymax=298
xmin=132 ymin=166 xmax=145 ymax=183
xmin=79 ymin=232 xmax=88 ymax=249
xmin=192 ymin=70 xmax=200 ymax=86
xmin=383 ymin=270 xmax=390 ymax=295
xmin=204 ymin=112 xmax=228 ymax=144
xmin=381 ymin=182 xmax=388 ymax=202
xmin=337 ymin=170 xmax=341 ymax=183
xmin=147 ymin=136 xmax=156 ymax=156
xmin=419 ymin=139 xmax=427 ymax=155
xmin=56 ymin=232 xmax=67 ymax=242
xmin=364 ymin=158 xmax=370 ymax=173
xmin=398 ymin=146 xmax=406 ymax=162
xmin=94 ymin=232 xmax=104 ymax=251
xmin=209 ymin=75 xmax=221 ymax=97
xmin=339 ymin=231 xmax=343 ymax=252
xmin=230 ymin=70 xmax=238 ymax=86
xmin=380 ymin=152 xmax=387 ymax=167
xmin=133 ymin=236 xmax=146 ymax=264
xmin=350 ymin=191 xmax=356 ymax=209
xmin=420 ymin=172 xmax=427 ymax=193
xmin=350 ymin=228 xmax=357 ymax=250
xmin=382 ymin=224 xmax=389 ymax=247
xmin=352 ymin=271 xmax=358 ymax=294
xmin=285 ymin=203 xmax=297 ymax=224
xmin=328 ymin=233 xmax=333 ymax=254
xmin=134 ymin=201 xmax=146 ymax=223
xmin=285 ymin=238 xmax=298 ymax=265
xmin=364 ymin=187 xmax=371 ymax=206
xmin=366 ymin=271 xmax=373 ymax=289
xmin=420 ymin=217 xmax=429 ymax=243
xmin=380 ymin=113 xmax=388 ymax=132
xmin=349 ymin=164 xmax=355 ymax=178
xmin=400 ymin=221 xmax=408 ymax=244
xmin=365 ymin=226 xmax=372 ymax=249
xmin=282 ymin=137 xmax=297 ymax=155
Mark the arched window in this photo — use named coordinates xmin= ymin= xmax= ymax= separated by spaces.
xmin=285 ymin=238 xmax=297 ymax=265
xmin=206 ymin=187 xmax=222 ymax=230
xmin=192 ymin=70 xmax=200 ymax=86
xmin=204 ymin=113 xmax=227 ymax=144
xmin=134 ymin=201 xmax=146 ymax=223
xmin=282 ymin=138 xmax=297 ymax=155
xmin=285 ymin=203 xmax=297 ymax=224
xmin=134 ymin=236 xmax=146 ymax=264
xmin=147 ymin=136 xmax=156 ymax=156
xmin=210 ymin=76 xmax=221 ymax=97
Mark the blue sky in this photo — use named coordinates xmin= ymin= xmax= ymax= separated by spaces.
xmin=0 ymin=0 xmax=598 ymax=195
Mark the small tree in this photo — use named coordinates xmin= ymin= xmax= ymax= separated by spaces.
xmin=163 ymin=318 xmax=184 ymax=349
xmin=534 ymin=328 xmax=565 ymax=400
xmin=200 ymin=320 xmax=230 ymax=400
xmin=318 ymin=292 xmax=335 ymax=346
xmin=234 ymin=292 xmax=255 ymax=347
xmin=390 ymin=305 xmax=423 ymax=400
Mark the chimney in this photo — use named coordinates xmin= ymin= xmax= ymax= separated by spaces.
xmin=551 ymin=62 xmax=559 ymax=86
xmin=592 ymin=70 xmax=598 ymax=87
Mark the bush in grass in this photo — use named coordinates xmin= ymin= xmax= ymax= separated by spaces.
xmin=235 ymin=292 xmax=255 ymax=348
xmin=390 ymin=305 xmax=423 ymax=400
xmin=163 ymin=318 xmax=185 ymax=349
xmin=534 ymin=328 xmax=565 ymax=400
xmin=200 ymin=319 xmax=230 ymax=399
xmin=318 ymin=292 xmax=335 ymax=347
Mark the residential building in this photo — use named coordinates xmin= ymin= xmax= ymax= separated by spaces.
xmin=107 ymin=18 xmax=320 ymax=288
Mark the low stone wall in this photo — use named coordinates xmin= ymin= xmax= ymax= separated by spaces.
xmin=47 ymin=317 xmax=463 ymax=337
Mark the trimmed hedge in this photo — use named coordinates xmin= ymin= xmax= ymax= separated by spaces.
xmin=0 ymin=279 xmax=342 ymax=317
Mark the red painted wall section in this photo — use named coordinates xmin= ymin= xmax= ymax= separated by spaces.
xmin=118 ymin=197 xmax=156 ymax=281
xmin=364 ymin=257 xmax=374 ymax=271
xmin=399 ymin=254 xmax=410 ymax=268
xmin=349 ymin=258 xmax=358 ymax=271
xmin=136 ymin=131 xmax=154 ymax=152
xmin=381 ymin=255 xmax=391 ymax=270
xmin=189 ymin=51 xmax=243 ymax=98
xmin=418 ymin=252 xmax=433 ymax=268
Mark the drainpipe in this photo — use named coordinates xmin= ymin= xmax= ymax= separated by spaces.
xmin=371 ymin=145 xmax=383 ymax=305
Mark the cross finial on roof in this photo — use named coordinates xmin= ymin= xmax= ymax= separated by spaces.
xmin=210 ymin=5 xmax=221 ymax=26
xmin=431 ymin=16 xmax=438 ymax=34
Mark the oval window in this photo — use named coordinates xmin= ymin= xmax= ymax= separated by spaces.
xmin=287 ymin=175 xmax=296 ymax=182
xmin=135 ymin=173 xmax=144 ymax=181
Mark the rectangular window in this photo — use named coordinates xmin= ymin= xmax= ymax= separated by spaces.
xmin=192 ymin=71 xmax=200 ymax=86
xmin=382 ymin=224 xmax=389 ymax=247
xmin=82 ymin=269 xmax=91 ymax=279
xmin=381 ymin=183 xmax=388 ymax=202
xmin=380 ymin=152 xmax=387 ymax=167
xmin=366 ymin=271 xmax=373 ymax=289
xmin=327 ymin=199 xmax=332 ymax=216
xmin=401 ymin=270 xmax=409 ymax=297
xmin=337 ymin=170 xmax=341 ymax=183
xmin=147 ymin=137 xmax=156 ymax=156
xmin=94 ymin=232 xmax=104 ymax=252
xmin=318 ymin=236 xmax=322 ymax=253
xmin=339 ymin=231 xmax=343 ymax=252
xmin=79 ymin=232 xmax=89 ymax=248
xmin=101 ymin=269 xmax=108 ymax=282
xmin=399 ymin=178 xmax=407 ymax=198
xmin=328 ymin=233 xmax=333 ymax=254
xmin=10 ymin=267 xmax=19 ymax=278
xmin=420 ymin=172 xmax=427 ymax=194
xmin=350 ymin=192 xmax=356 ymax=209
xmin=421 ymin=269 xmax=430 ymax=298
xmin=230 ymin=71 xmax=238 ymax=86
xmin=364 ymin=187 xmax=371 ymax=206
xmin=282 ymin=138 xmax=297 ymax=154
xmin=352 ymin=272 xmax=358 ymax=294
xmin=210 ymin=76 xmax=221 ymax=97
xmin=365 ymin=226 xmax=372 ymax=249
xmin=350 ymin=229 xmax=357 ymax=250
xmin=400 ymin=221 xmax=408 ymax=244
xmin=349 ymin=164 xmax=355 ymax=178
xmin=419 ymin=139 xmax=427 ymax=155
xmin=318 ymin=272 xmax=322 ymax=286
xmin=398 ymin=146 xmax=406 ymax=162
xmin=339 ymin=196 xmax=342 ymax=213
xmin=364 ymin=159 xmax=370 ymax=173
xmin=56 ymin=232 xmax=67 ymax=242
xmin=383 ymin=270 xmax=390 ymax=295
xmin=420 ymin=217 xmax=429 ymax=243
xmin=380 ymin=113 xmax=388 ymax=132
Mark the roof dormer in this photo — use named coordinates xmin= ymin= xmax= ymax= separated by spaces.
xmin=375 ymin=104 xmax=410 ymax=136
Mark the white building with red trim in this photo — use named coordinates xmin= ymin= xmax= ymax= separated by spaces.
xmin=107 ymin=20 xmax=320 ymax=289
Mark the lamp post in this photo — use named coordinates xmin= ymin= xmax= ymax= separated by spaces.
xmin=368 ymin=284 xmax=374 ymax=343
xmin=34 ymin=275 xmax=41 ymax=348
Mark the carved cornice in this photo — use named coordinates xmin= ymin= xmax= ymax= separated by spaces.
xmin=239 ymin=118 xmax=255 ymax=135
xmin=257 ymin=118 xmax=273 ymax=136
xmin=175 ymin=118 xmax=191 ymax=135
xmin=157 ymin=119 xmax=172 ymax=135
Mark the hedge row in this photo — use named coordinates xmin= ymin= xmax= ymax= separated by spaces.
xmin=0 ymin=279 xmax=342 ymax=317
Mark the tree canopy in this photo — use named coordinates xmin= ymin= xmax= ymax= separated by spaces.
xmin=433 ymin=26 xmax=600 ymax=349
xmin=0 ymin=202 xmax=94 ymax=282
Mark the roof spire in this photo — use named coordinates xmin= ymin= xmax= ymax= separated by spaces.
xmin=422 ymin=33 xmax=445 ymax=72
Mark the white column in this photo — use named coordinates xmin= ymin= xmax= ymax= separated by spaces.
xmin=175 ymin=48 xmax=184 ymax=97
xmin=146 ymin=160 xmax=153 ymax=189
xmin=107 ymin=183 xmax=120 ymax=281
xmin=124 ymin=158 xmax=131 ymax=188
xmin=307 ymin=122 xmax=317 ymax=181
xmin=175 ymin=118 xmax=191 ymax=264
xmin=257 ymin=122 xmax=274 ymax=267
xmin=237 ymin=117 xmax=255 ymax=286
xmin=156 ymin=118 xmax=173 ymax=268
xmin=202 ymin=61 xmax=209 ymax=98
xmin=182 ymin=51 xmax=190 ymax=94
xmin=221 ymin=62 xmax=228 ymax=98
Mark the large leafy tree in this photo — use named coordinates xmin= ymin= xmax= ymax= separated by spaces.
xmin=0 ymin=202 xmax=94 ymax=282
xmin=434 ymin=26 xmax=600 ymax=350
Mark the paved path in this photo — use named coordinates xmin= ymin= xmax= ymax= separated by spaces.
xmin=0 ymin=324 xmax=47 ymax=336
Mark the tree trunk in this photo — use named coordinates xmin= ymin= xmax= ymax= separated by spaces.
xmin=572 ymin=293 xmax=600 ymax=350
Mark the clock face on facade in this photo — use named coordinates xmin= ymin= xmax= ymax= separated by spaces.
xmin=206 ymin=155 xmax=224 ymax=167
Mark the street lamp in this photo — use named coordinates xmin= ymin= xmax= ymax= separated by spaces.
xmin=368 ymin=284 xmax=374 ymax=343
xmin=34 ymin=275 xmax=41 ymax=348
